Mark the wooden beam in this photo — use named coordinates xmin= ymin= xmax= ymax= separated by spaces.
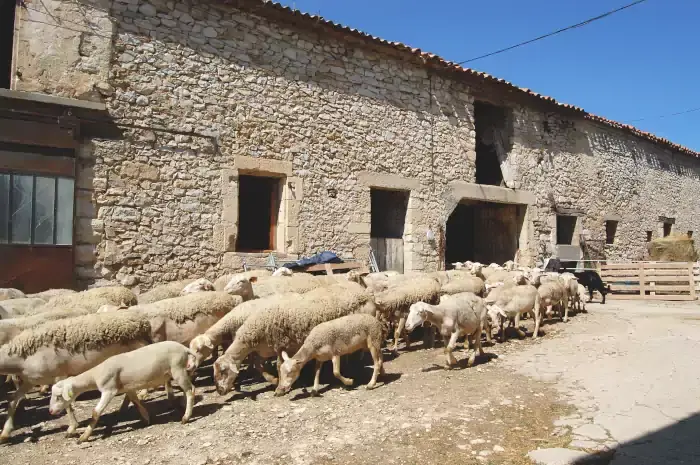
xmin=0 ymin=150 xmax=75 ymax=177
xmin=0 ymin=119 xmax=77 ymax=149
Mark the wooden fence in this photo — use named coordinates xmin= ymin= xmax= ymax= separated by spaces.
xmin=600 ymin=262 xmax=697 ymax=301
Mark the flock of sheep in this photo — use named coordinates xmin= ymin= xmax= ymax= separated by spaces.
xmin=0 ymin=260 xmax=591 ymax=444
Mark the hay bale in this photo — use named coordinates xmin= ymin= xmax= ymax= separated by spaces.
xmin=648 ymin=234 xmax=698 ymax=262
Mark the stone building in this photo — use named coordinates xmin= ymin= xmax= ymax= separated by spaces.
xmin=1 ymin=0 xmax=699 ymax=291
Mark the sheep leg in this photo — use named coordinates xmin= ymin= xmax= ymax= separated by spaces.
xmin=311 ymin=360 xmax=322 ymax=396
xmin=484 ymin=320 xmax=492 ymax=344
xmin=172 ymin=369 xmax=195 ymax=424
xmin=78 ymin=390 xmax=117 ymax=443
xmin=445 ymin=331 xmax=460 ymax=368
xmin=533 ymin=308 xmax=542 ymax=339
xmin=514 ymin=312 xmax=526 ymax=338
xmin=392 ymin=316 xmax=407 ymax=352
xmin=165 ymin=380 xmax=176 ymax=405
xmin=562 ymin=297 xmax=569 ymax=323
xmin=125 ymin=391 xmax=150 ymax=425
xmin=250 ymin=354 xmax=278 ymax=385
xmin=366 ymin=344 xmax=383 ymax=390
xmin=331 ymin=356 xmax=354 ymax=387
xmin=0 ymin=382 xmax=31 ymax=443
xmin=65 ymin=404 xmax=80 ymax=438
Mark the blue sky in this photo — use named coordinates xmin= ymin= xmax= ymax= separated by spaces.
xmin=276 ymin=0 xmax=699 ymax=151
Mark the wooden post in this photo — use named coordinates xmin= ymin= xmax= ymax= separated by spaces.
xmin=639 ymin=263 xmax=645 ymax=299
xmin=689 ymin=263 xmax=697 ymax=300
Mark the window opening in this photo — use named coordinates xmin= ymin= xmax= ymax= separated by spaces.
xmin=236 ymin=175 xmax=281 ymax=252
xmin=556 ymin=215 xmax=576 ymax=245
xmin=605 ymin=220 xmax=618 ymax=245
xmin=0 ymin=172 xmax=74 ymax=245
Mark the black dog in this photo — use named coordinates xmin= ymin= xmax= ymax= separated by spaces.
xmin=573 ymin=270 xmax=610 ymax=304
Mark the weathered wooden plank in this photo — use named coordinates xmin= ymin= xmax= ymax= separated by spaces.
xmin=602 ymin=269 xmax=688 ymax=277
xmin=641 ymin=262 xmax=694 ymax=269
xmin=642 ymin=276 xmax=692 ymax=283
xmin=0 ymin=119 xmax=77 ymax=149
xmin=601 ymin=263 xmax=644 ymax=270
xmin=304 ymin=262 xmax=363 ymax=273
xmin=608 ymin=294 xmax=696 ymax=301
xmin=612 ymin=284 xmax=695 ymax=292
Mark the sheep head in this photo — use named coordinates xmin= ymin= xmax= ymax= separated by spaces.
xmin=274 ymin=351 xmax=303 ymax=397
xmin=189 ymin=334 xmax=215 ymax=366
xmin=49 ymin=380 xmax=73 ymax=415
xmin=405 ymin=302 xmax=432 ymax=332
xmin=181 ymin=278 xmax=215 ymax=295
xmin=223 ymin=276 xmax=257 ymax=301
xmin=213 ymin=357 xmax=239 ymax=395
xmin=272 ymin=267 xmax=293 ymax=277
xmin=486 ymin=304 xmax=508 ymax=325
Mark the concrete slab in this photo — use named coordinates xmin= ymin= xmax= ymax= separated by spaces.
xmin=527 ymin=448 xmax=591 ymax=465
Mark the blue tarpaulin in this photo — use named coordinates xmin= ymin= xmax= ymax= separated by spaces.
xmin=283 ymin=251 xmax=343 ymax=269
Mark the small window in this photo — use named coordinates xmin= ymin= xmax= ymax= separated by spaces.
xmin=663 ymin=223 xmax=672 ymax=237
xmin=646 ymin=231 xmax=653 ymax=242
xmin=556 ymin=215 xmax=577 ymax=245
xmin=688 ymin=231 xmax=694 ymax=239
xmin=0 ymin=173 xmax=74 ymax=245
xmin=236 ymin=174 xmax=282 ymax=252
xmin=605 ymin=221 xmax=618 ymax=245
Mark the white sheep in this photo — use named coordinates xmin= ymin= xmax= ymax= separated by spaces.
xmin=576 ymin=284 xmax=588 ymax=312
xmin=0 ymin=311 xmax=152 ymax=442
xmin=137 ymin=279 xmax=196 ymax=304
xmin=485 ymin=280 xmax=542 ymax=341
xmin=531 ymin=272 xmax=570 ymax=323
xmin=405 ymin=292 xmax=487 ymax=368
xmin=213 ymin=270 xmax=273 ymax=292
xmin=180 ymin=278 xmax=215 ymax=295
xmin=189 ymin=293 xmax=300 ymax=369
xmin=274 ymin=313 xmax=385 ymax=396
xmin=131 ymin=292 xmax=242 ymax=346
xmin=440 ymin=275 xmax=486 ymax=297
xmin=373 ymin=276 xmax=441 ymax=352
xmin=26 ymin=289 xmax=76 ymax=302
xmin=0 ymin=298 xmax=47 ymax=318
xmin=213 ymin=283 xmax=375 ymax=395
xmin=49 ymin=341 xmax=197 ymax=443
xmin=37 ymin=286 xmax=138 ymax=314
xmin=0 ymin=288 xmax=26 ymax=301
xmin=272 ymin=267 xmax=293 ymax=277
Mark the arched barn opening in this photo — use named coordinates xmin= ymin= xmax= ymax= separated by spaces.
xmin=445 ymin=200 xmax=525 ymax=266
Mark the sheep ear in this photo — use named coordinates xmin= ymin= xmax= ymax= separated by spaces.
xmin=63 ymin=386 xmax=73 ymax=402
xmin=281 ymin=351 xmax=290 ymax=362
xmin=204 ymin=337 xmax=215 ymax=350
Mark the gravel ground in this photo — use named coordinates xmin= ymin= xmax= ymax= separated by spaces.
xmin=1 ymin=317 xmax=577 ymax=465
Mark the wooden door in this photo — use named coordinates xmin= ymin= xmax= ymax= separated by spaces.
xmin=371 ymin=237 xmax=404 ymax=273
xmin=473 ymin=204 xmax=518 ymax=264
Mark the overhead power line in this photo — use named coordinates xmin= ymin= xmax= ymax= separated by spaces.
xmin=627 ymin=107 xmax=700 ymax=123
xmin=457 ymin=0 xmax=650 ymax=65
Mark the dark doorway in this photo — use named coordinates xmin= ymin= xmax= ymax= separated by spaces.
xmin=236 ymin=175 xmax=281 ymax=252
xmin=445 ymin=200 xmax=523 ymax=266
xmin=445 ymin=203 xmax=474 ymax=266
xmin=0 ymin=0 xmax=16 ymax=89
xmin=474 ymin=101 xmax=510 ymax=186
xmin=663 ymin=222 xmax=672 ymax=237
xmin=556 ymin=215 xmax=577 ymax=245
xmin=370 ymin=189 xmax=408 ymax=273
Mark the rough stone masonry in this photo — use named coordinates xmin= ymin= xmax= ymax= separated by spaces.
xmin=13 ymin=0 xmax=700 ymax=290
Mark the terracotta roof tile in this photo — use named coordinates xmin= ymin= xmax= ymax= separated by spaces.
xmin=243 ymin=0 xmax=699 ymax=158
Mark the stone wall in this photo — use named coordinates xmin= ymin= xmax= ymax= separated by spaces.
xmin=13 ymin=0 xmax=114 ymax=101
xmin=14 ymin=0 xmax=700 ymax=289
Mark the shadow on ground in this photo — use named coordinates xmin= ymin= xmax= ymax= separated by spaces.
xmin=569 ymin=406 xmax=700 ymax=464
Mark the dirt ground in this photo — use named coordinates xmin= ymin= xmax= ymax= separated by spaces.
xmin=2 ymin=319 xmax=577 ymax=465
